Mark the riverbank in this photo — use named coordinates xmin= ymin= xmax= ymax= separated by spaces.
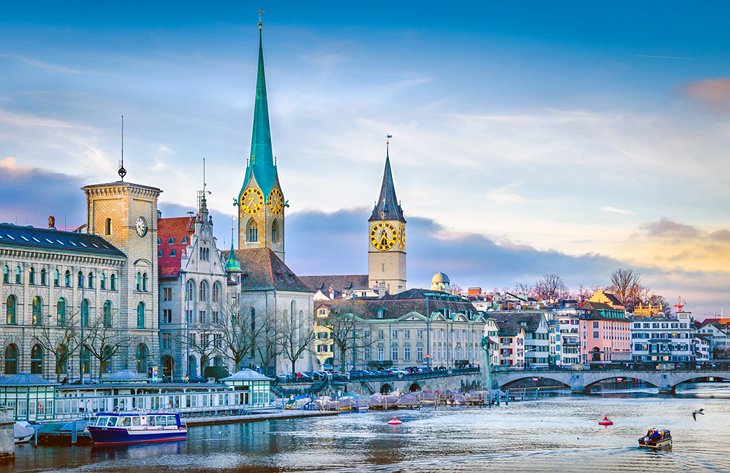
xmin=184 ymin=409 xmax=338 ymax=427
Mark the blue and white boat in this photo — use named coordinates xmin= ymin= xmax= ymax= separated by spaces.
xmin=86 ymin=412 xmax=187 ymax=446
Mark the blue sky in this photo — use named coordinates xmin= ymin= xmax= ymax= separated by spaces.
xmin=1 ymin=1 xmax=729 ymax=315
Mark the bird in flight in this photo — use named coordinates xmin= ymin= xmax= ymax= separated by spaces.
xmin=692 ymin=408 xmax=705 ymax=421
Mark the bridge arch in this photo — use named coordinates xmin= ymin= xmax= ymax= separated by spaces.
xmin=499 ymin=375 xmax=570 ymax=390
xmin=380 ymin=383 xmax=393 ymax=394
xmin=408 ymin=382 xmax=421 ymax=392
xmin=583 ymin=375 xmax=659 ymax=392
xmin=670 ymin=374 xmax=729 ymax=392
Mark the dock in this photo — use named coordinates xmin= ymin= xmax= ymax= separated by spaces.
xmin=185 ymin=409 xmax=339 ymax=427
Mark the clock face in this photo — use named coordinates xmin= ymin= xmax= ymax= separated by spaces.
xmin=269 ymin=188 xmax=284 ymax=215
xmin=370 ymin=222 xmax=398 ymax=251
xmin=135 ymin=217 xmax=148 ymax=237
xmin=241 ymin=188 xmax=264 ymax=214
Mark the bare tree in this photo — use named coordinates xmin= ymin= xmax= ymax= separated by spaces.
xmin=327 ymin=312 xmax=372 ymax=373
xmin=254 ymin=316 xmax=279 ymax=376
xmin=534 ymin=274 xmax=568 ymax=302
xmin=276 ymin=309 xmax=316 ymax=376
xmin=84 ymin=314 xmax=131 ymax=379
xmin=32 ymin=312 xmax=81 ymax=382
xmin=513 ymin=283 xmax=534 ymax=298
xmin=608 ymin=269 xmax=646 ymax=309
xmin=215 ymin=299 xmax=259 ymax=372
xmin=182 ymin=327 xmax=218 ymax=378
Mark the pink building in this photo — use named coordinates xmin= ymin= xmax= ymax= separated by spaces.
xmin=579 ymin=302 xmax=632 ymax=363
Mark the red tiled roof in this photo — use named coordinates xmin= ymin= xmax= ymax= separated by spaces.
xmin=158 ymin=217 xmax=195 ymax=278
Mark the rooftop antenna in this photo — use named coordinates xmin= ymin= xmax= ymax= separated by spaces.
xmin=118 ymin=115 xmax=127 ymax=181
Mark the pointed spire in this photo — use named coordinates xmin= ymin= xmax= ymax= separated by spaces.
xmin=369 ymin=137 xmax=406 ymax=223
xmin=250 ymin=12 xmax=273 ymax=169
xmin=225 ymin=221 xmax=243 ymax=274
xmin=197 ymin=158 xmax=210 ymax=223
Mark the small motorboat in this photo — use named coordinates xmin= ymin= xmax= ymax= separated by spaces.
xmin=638 ymin=428 xmax=672 ymax=449
xmin=387 ymin=416 xmax=402 ymax=425
xmin=14 ymin=421 xmax=35 ymax=444
xmin=598 ymin=416 xmax=613 ymax=426
xmin=87 ymin=411 xmax=187 ymax=446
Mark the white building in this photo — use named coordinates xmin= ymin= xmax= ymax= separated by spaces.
xmin=630 ymin=311 xmax=695 ymax=363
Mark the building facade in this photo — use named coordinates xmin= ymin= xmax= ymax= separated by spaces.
xmin=630 ymin=311 xmax=695 ymax=363
xmin=578 ymin=301 xmax=632 ymax=363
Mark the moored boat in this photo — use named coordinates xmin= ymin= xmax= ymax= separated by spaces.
xmin=638 ymin=428 xmax=671 ymax=449
xmin=86 ymin=412 xmax=187 ymax=446
xmin=14 ymin=421 xmax=35 ymax=444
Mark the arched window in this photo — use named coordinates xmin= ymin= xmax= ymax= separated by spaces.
xmin=53 ymin=268 xmax=59 ymax=287
xmin=4 ymin=344 xmax=18 ymax=374
xmin=103 ymin=300 xmax=112 ymax=328
xmin=77 ymin=271 xmax=83 ymax=288
xmin=64 ymin=270 xmax=71 ymax=287
xmin=81 ymin=299 xmax=90 ymax=327
xmin=29 ymin=266 xmax=35 ymax=285
xmin=57 ymin=298 xmax=66 ymax=326
xmin=137 ymin=302 xmax=145 ymax=329
xmin=212 ymin=282 xmax=221 ymax=304
xmin=104 ymin=217 xmax=112 ymax=235
xmin=136 ymin=272 xmax=141 ymax=291
xmin=6 ymin=295 xmax=17 ymax=325
xmin=31 ymin=344 xmax=43 ymax=374
xmin=247 ymin=219 xmax=258 ymax=242
xmin=142 ymin=273 xmax=148 ymax=292
xmin=101 ymin=345 xmax=113 ymax=374
xmin=2 ymin=265 xmax=8 ymax=283
xmin=81 ymin=345 xmax=91 ymax=374
xmin=290 ymin=300 xmax=297 ymax=319
xmin=57 ymin=344 xmax=69 ymax=376
xmin=40 ymin=268 xmax=47 ymax=286
xmin=185 ymin=280 xmax=195 ymax=302
xmin=32 ymin=296 xmax=43 ymax=326
xmin=100 ymin=272 xmax=106 ymax=290
xmin=15 ymin=265 xmax=21 ymax=284
xmin=135 ymin=344 xmax=149 ymax=374
xmin=110 ymin=273 xmax=117 ymax=291
xmin=199 ymin=281 xmax=208 ymax=302
xmin=88 ymin=272 xmax=94 ymax=289
xmin=271 ymin=220 xmax=279 ymax=244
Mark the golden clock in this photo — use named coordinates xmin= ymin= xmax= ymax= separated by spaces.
xmin=370 ymin=222 xmax=398 ymax=251
xmin=269 ymin=188 xmax=284 ymax=214
xmin=241 ymin=188 xmax=264 ymax=214
xmin=400 ymin=225 xmax=406 ymax=249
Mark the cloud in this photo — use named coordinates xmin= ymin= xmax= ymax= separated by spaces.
xmin=601 ymin=206 xmax=633 ymax=215
xmin=640 ymin=217 xmax=700 ymax=239
xmin=0 ymin=53 xmax=82 ymax=75
xmin=0 ymin=157 xmax=85 ymax=230
xmin=685 ymin=78 xmax=730 ymax=112
xmin=709 ymin=229 xmax=730 ymax=241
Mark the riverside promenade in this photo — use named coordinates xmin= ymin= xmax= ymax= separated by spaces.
xmin=184 ymin=410 xmax=338 ymax=427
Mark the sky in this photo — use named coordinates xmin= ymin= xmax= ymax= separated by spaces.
xmin=1 ymin=1 xmax=729 ymax=316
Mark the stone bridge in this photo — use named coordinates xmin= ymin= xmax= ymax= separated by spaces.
xmin=492 ymin=369 xmax=730 ymax=394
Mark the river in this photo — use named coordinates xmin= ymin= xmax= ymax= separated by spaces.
xmin=7 ymin=384 xmax=730 ymax=472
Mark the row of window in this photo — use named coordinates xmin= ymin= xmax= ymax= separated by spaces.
xmin=2 ymin=266 xmax=118 ymax=290
xmin=4 ymin=295 xmax=147 ymax=329
xmin=184 ymin=280 xmax=223 ymax=303
xmin=3 ymin=343 xmax=150 ymax=375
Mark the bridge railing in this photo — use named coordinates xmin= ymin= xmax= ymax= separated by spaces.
xmin=491 ymin=361 xmax=730 ymax=373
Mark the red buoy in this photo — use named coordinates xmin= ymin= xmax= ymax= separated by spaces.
xmin=388 ymin=416 xmax=402 ymax=425
xmin=598 ymin=416 xmax=613 ymax=426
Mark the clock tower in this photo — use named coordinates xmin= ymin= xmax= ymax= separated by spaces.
xmin=83 ymin=178 xmax=161 ymax=369
xmin=237 ymin=17 xmax=285 ymax=261
xmin=368 ymin=143 xmax=407 ymax=295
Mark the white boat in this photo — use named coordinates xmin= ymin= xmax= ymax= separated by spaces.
xmin=14 ymin=421 xmax=35 ymax=444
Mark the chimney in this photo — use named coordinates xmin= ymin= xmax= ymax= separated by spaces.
xmin=48 ymin=216 xmax=56 ymax=229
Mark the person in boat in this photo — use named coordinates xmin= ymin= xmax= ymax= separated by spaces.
xmin=650 ymin=430 xmax=662 ymax=442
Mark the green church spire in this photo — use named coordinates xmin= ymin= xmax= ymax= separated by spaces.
xmin=241 ymin=12 xmax=278 ymax=198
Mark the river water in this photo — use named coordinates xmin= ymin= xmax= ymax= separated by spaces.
xmin=7 ymin=384 xmax=730 ymax=473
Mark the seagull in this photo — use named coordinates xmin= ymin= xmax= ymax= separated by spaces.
xmin=692 ymin=408 xmax=705 ymax=421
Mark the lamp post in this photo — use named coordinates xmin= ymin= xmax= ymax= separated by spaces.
xmin=480 ymin=334 xmax=492 ymax=406
xmin=79 ymin=272 xmax=85 ymax=385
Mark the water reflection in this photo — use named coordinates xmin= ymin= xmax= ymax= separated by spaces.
xmin=6 ymin=389 xmax=730 ymax=472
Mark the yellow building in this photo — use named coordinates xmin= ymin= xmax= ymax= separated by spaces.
xmin=313 ymin=303 xmax=334 ymax=369
xmin=587 ymin=290 xmax=625 ymax=311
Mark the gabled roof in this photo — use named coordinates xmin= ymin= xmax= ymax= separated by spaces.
xmin=0 ymin=223 xmax=125 ymax=259
xmin=222 ymin=248 xmax=312 ymax=293
xmin=327 ymin=288 xmax=478 ymax=321
xmin=158 ymin=217 xmax=195 ymax=278
xmin=491 ymin=313 xmax=546 ymax=335
xmin=299 ymin=274 xmax=369 ymax=294
xmin=369 ymin=152 xmax=405 ymax=223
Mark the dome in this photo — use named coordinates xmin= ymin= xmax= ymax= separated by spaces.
xmin=431 ymin=272 xmax=450 ymax=285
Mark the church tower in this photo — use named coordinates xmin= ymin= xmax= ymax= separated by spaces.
xmin=237 ymin=16 xmax=285 ymax=261
xmin=368 ymin=143 xmax=407 ymax=294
